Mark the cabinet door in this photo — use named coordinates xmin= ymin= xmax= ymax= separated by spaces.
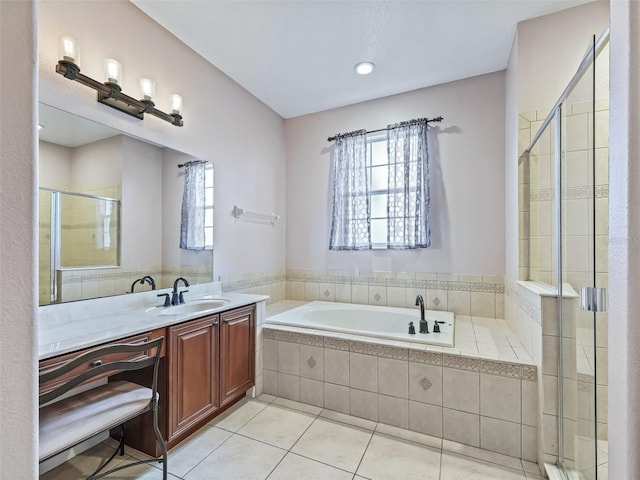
xmin=220 ymin=305 xmax=255 ymax=406
xmin=168 ymin=315 xmax=219 ymax=441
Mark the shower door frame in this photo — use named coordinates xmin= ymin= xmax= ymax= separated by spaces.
xmin=524 ymin=27 xmax=609 ymax=480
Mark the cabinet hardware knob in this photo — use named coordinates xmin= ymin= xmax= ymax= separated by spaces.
xmin=212 ymin=322 xmax=219 ymax=327
xmin=223 ymin=319 xmax=230 ymax=324
xmin=90 ymin=360 xmax=102 ymax=368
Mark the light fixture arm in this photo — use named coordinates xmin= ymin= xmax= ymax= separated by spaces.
xmin=56 ymin=61 xmax=183 ymax=127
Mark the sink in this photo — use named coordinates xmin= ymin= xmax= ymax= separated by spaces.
xmin=159 ymin=299 xmax=230 ymax=316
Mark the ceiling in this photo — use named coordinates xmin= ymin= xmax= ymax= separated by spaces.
xmin=133 ymin=0 xmax=592 ymax=119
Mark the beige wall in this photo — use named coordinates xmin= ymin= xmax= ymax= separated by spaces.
xmin=285 ymin=72 xmax=506 ymax=277
xmin=608 ymin=1 xmax=640 ymax=478
xmin=38 ymin=0 xmax=287 ymax=280
xmin=0 ymin=0 xmax=38 ymax=477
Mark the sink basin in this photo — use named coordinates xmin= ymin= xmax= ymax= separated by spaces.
xmin=159 ymin=299 xmax=230 ymax=316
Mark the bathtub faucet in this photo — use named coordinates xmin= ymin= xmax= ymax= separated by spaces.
xmin=415 ymin=295 xmax=429 ymax=334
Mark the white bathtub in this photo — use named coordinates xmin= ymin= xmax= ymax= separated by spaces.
xmin=266 ymin=301 xmax=455 ymax=347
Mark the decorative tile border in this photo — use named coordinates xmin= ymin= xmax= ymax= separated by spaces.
xmin=286 ymin=270 xmax=504 ymax=294
xmin=530 ymin=184 xmax=608 ymax=202
xmin=522 ymin=365 xmax=537 ymax=381
xmin=443 ymin=355 xmax=481 ymax=372
xmin=323 ymin=337 xmax=350 ymax=351
xmin=350 ymin=340 xmax=378 ymax=356
xmin=264 ymin=326 xmax=537 ymax=380
xmin=221 ymin=271 xmax=286 ymax=292
xmin=409 ymin=350 xmax=443 ymax=366
xmin=506 ymin=285 xmax=541 ymax=326
xmin=378 ymin=345 xmax=409 ymax=361
xmin=481 ymin=359 xmax=522 ymax=379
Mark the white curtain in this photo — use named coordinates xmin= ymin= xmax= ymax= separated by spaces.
xmin=386 ymin=120 xmax=430 ymax=249
xmin=329 ymin=131 xmax=371 ymax=250
xmin=180 ymin=161 xmax=207 ymax=250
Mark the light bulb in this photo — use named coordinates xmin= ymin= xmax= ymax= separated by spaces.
xmin=171 ymin=94 xmax=182 ymax=115
xmin=104 ymin=58 xmax=122 ymax=85
xmin=354 ymin=61 xmax=375 ymax=75
xmin=140 ymin=78 xmax=155 ymax=100
xmin=60 ymin=36 xmax=79 ymax=64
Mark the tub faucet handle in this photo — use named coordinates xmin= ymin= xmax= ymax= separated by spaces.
xmin=408 ymin=321 xmax=416 ymax=335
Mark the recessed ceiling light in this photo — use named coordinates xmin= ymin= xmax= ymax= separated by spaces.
xmin=354 ymin=61 xmax=375 ymax=75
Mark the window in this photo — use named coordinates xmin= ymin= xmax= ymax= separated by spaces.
xmin=329 ymin=121 xmax=430 ymax=250
xmin=368 ymin=136 xmax=391 ymax=247
xmin=204 ymin=163 xmax=214 ymax=249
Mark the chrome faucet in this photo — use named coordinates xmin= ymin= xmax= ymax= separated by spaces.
xmin=415 ymin=294 xmax=429 ymax=334
xmin=172 ymin=277 xmax=190 ymax=305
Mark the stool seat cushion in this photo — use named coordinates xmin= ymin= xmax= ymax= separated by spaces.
xmin=39 ymin=381 xmax=152 ymax=461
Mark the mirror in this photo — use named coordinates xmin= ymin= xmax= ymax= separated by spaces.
xmin=38 ymin=103 xmax=214 ymax=306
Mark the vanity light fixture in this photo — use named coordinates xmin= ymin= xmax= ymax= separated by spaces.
xmin=56 ymin=37 xmax=183 ymax=127
xmin=354 ymin=61 xmax=375 ymax=75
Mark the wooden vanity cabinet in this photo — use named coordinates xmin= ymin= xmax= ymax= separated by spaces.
xmin=165 ymin=303 xmax=256 ymax=447
xmin=220 ymin=305 xmax=255 ymax=407
xmin=167 ymin=314 xmax=220 ymax=443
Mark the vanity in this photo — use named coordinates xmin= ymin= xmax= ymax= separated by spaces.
xmin=39 ymin=286 xmax=267 ymax=456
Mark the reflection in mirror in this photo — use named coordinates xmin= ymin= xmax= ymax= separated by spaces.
xmin=38 ymin=104 xmax=214 ymax=306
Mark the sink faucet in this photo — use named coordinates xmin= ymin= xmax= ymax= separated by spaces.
xmin=141 ymin=275 xmax=156 ymax=290
xmin=130 ymin=275 xmax=157 ymax=293
xmin=172 ymin=277 xmax=190 ymax=305
xmin=415 ymin=294 xmax=429 ymax=334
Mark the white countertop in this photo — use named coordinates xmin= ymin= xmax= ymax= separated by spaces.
xmin=39 ymin=283 xmax=268 ymax=360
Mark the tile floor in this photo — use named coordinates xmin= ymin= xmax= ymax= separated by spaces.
xmin=41 ymin=394 xmax=546 ymax=480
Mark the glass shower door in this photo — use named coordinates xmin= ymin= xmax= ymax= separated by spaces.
xmin=559 ymin=35 xmax=608 ymax=480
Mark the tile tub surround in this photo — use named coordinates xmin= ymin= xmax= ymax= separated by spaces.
xmin=262 ymin=325 xmax=538 ymax=463
xmin=286 ymin=269 xmax=505 ymax=319
xmin=41 ymin=395 xmax=546 ymax=480
xmin=218 ymin=269 xmax=504 ymax=317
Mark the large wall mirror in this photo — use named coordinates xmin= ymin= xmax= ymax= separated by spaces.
xmin=38 ymin=103 xmax=214 ymax=306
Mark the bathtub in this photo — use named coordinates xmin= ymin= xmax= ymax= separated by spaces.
xmin=266 ymin=301 xmax=455 ymax=347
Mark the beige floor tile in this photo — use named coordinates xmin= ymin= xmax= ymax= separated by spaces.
xmin=184 ymin=434 xmax=285 ymax=480
xmin=375 ymin=423 xmax=442 ymax=450
xmin=356 ymin=433 xmax=441 ymax=480
xmin=291 ymin=418 xmax=373 ymax=472
xmin=40 ymin=443 xmax=132 ymax=480
xmin=440 ymin=452 xmax=526 ymax=480
xmin=319 ymin=409 xmax=377 ymax=431
xmin=257 ymin=393 xmax=277 ymax=403
xmin=237 ymin=404 xmax=315 ymax=449
xmin=272 ymin=396 xmax=323 ymax=415
xmin=267 ymin=452 xmax=353 ymax=480
xmin=442 ymin=439 xmax=523 ymax=470
xmin=167 ymin=426 xmax=231 ymax=477
xmin=209 ymin=398 xmax=269 ymax=432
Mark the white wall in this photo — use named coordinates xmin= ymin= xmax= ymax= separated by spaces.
xmin=161 ymin=148 xmax=213 ymax=269
xmin=285 ymin=72 xmax=506 ymax=276
xmin=39 ymin=141 xmax=71 ymax=189
xmin=608 ymin=1 xmax=640 ymax=478
xmin=71 ymin=136 xmax=123 ymax=193
xmin=0 ymin=0 xmax=38 ymax=476
xmin=38 ymin=0 xmax=286 ymax=279
xmin=517 ymin=0 xmax=610 ymax=113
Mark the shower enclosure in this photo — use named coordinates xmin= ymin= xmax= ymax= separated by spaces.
xmin=39 ymin=188 xmax=121 ymax=305
xmin=521 ymin=30 xmax=609 ymax=480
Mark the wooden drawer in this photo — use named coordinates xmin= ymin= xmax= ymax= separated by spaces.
xmin=39 ymin=329 xmax=165 ymax=396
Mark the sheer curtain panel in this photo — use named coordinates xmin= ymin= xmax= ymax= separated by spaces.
xmin=180 ymin=161 xmax=207 ymax=250
xmin=329 ymin=131 xmax=371 ymax=250
xmin=386 ymin=120 xmax=430 ymax=249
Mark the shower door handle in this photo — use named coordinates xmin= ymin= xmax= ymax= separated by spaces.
xmin=579 ymin=286 xmax=607 ymax=312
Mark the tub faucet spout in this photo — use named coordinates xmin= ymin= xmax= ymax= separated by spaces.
xmin=415 ymin=295 xmax=429 ymax=334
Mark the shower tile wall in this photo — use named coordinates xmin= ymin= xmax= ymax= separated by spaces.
xmin=518 ymin=100 xmax=609 ymax=474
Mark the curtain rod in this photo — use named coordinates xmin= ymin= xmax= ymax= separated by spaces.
xmin=327 ymin=116 xmax=444 ymax=142
xmin=177 ymin=160 xmax=207 ymax=168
